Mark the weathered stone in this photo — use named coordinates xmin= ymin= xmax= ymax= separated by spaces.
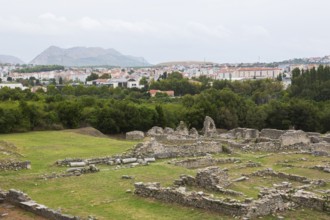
xmin=4 ymin=189 xmax=80 ymax=220
xmin=280 ymin=130 xmax=310 ymax=147
xmin=163 ymin=127 xmax=175 ymax=134
xmin=175 ymin=121 xmax=189 ymax=136
xmin=122 ymin=175 xmax=134 ymax=179
xmin=173 ymin=157 xmax=240 ymax=169
xmin=147 ymin=126 xmax=164 ymax=136
xmin=232 ymin=176 xmax=249 ymax=182
xmin=229 ymin=128 xmax=259 ymax=139
xmin=202 ymin=116 xmax=217 ymax=137
xmin=195 ymin=166 xmax=230 ymax=188
xmin=144 ymin=158 xmax=156 ymax=163
xmin=310 ymin=136 xmax=322 ymax=143
xmin=260 ymin=129 xmax=286 ymax=139
xmin=122 ymin=158 xmax=137 ymax=164
xmin=132 ymin=139 xmax=223 ymax=159
xmin=126 ymin=131 xmax=145 ymax=140
xmin=189 ymin=128 xmax=199 ymax=138
xmin=69 ymin=162 xmax=86 ymax=167
xmin=0 ymin=160 xmax=31 ymax=171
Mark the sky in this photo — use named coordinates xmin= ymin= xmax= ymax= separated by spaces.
xmin=0 ymin=0 xmax=330 ymax=64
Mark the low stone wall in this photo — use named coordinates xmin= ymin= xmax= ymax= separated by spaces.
xmin=228 ymin=128 xmax=259 ymax=139
xmin=135 ymin=182 xmax=330 ymax=218
xmin=3 ymin=189 xmax=80 ymax=220
xmin=243 ymin=141 xmax=312 ymax=152
xmin=173 ymin=167 xmax=244 ymax=196
xmin=41 ymin=165 xmax=99 ymax=180
xmin=134 ymin=182 xmax=249 ymax=217
xmin=260 ymin=129 xmax=286 ymax=139
xmin=56 ymin=156 xmax=156 ymax=167
xmin=172 ymin=157 xmax=240 ymax=169
xmin=280 ymin=130 xmax=310 ymax=147
xmin=249 ymin=168 xmax=326 ymax=186
xmin=0 ymin=160 xmax=31 ymax=171
xmin=132 ymin=139 xmax=223 ymax=159
xmin=282 ymin=190 xmax=330 ymax=212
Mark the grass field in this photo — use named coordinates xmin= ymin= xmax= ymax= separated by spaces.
xmin=0 ymin=130 xmax=329 ymax=219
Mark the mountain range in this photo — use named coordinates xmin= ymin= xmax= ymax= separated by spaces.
xmin=29 ymin=46 xmax=150 ymax=67
xmin=0 ymin=55 xmax=24 ymax=65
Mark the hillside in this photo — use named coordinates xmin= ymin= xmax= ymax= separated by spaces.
xmin=0 ymin=55 xmax=24 ymax=64
xmin=30 ymin=46 xmax=151 ymax=67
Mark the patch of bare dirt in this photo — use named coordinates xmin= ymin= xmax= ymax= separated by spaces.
xmin=0 ymin=203 xmax=46 ymax=220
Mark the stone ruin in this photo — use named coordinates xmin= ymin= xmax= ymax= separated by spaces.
xmin=247 ymin=168 xmax=327 ymax=187
xmin=131 ymin=138 xmax=223 ymax=159
xmin=56 ymin=155 xmax=156 ymax=167
xmin=0 ymin=160 xmax=31 ymax=171
xmin=0 ymin=189 xmax=80 ymax=220
xmin=126 ymin=131 xmax=145 ymax=140
xmin=135 ymin=167 xmax=330 ymax=219
xmin=174 ymin=166 xmax=241 ymax=196
xmin=41 ymin=164 xmax=99 ymax=180
xmin=134 ymin=181 xmax=330 ymax=219
xmin=129 ymin=116 xmax=330 ymax=160
xmin=202 ymin=116 xmax=217 ymax=137
xmin=128 ymin=116 xmax=330 ymax=218
xmin=171 ymin=157 xmax=240 ymax=169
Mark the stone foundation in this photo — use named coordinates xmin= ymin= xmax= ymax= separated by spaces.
xmin=134 ymin=182 xmax=330 ymax=218
xmin=132 ymin=139 xmax=223 ymax=159
xmin=2 ymin=189 xmax=80 ymax=220
xmin=171 ymin=157 xmax=240 ymax=169
xmin=56 ymin=156 xmax=156 ymax=167
xmin=0 ymin=160 xmax=31 ymax=171
xmin=249 ymin=168 xmax=326 ymax=186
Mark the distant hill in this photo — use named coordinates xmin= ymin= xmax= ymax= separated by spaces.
xmin=0 ymin=55 xmax=24 ymax=64
xmin=30 ymin=46 xmax=151 ymax=67
xmin=156 ymin=61 xmax=216 ymax=66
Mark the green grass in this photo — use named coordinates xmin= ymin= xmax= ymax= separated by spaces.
xmin=0 ymin=130 xmax=329 ymax=219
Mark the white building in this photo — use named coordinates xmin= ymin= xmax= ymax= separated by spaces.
xmin=232 ymin=67 xmax=281 ymax=79
xmin=0 ymin=83 xmax=27 ymax=90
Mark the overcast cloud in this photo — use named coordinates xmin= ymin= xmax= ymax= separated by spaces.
xmin=0 ymin=0 xmax=329 ymax=64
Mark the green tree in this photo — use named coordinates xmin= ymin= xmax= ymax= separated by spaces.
xmin=86 ymin=73 xmax=99 ymax=81
xmin=99 ymin=73 xmax=111 ymax=79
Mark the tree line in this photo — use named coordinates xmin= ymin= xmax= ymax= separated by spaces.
xmin=0 ymin=66 xmax=330 ymax=134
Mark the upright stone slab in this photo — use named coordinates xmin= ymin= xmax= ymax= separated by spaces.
xmin=126 ymin=131 xmax=145 ymax=140
xmin=202 ymin=116 xmax=217 ymax=137
xmin=280 ymin=130 xmax=310 ymax=147
xmin=147 ymin=126 xmax=164 ymax=136
xmin=175 ymin=121 xmax=189 ymax=136
xmin=189 ymin=127 xmax=199 ymax=138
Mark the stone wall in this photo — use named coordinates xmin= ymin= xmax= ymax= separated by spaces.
xmin=195 ymin=166 xmax=230 ymax=188
xmin=249 ymin=168 xmax=326 ymax=186
xmin=132 ymin=139 xmax=223 ymax=159
xmin=0 ymin=160 xmax=31 ymax=171
xmin=260 ymin=129 xmax=286 ymax=139
xmin=172 ymin=157 xmax=240 ymax=169
xmin=41 ymin=165 xmax=99 ymax=180
xmin=280 ymin=130 xmax=310 ymax=147
xmin=3 ymin=189 xmax=80 ymax=220
xmin=56 ymin=156 xmax=156 ymax=167
xmin=134 ymin=182 xmax=330 ymax=218
xmin=228 ymin=128 xmax=259 ymax=139
xmin=134 ymin=182 xmax=250 ymax=217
